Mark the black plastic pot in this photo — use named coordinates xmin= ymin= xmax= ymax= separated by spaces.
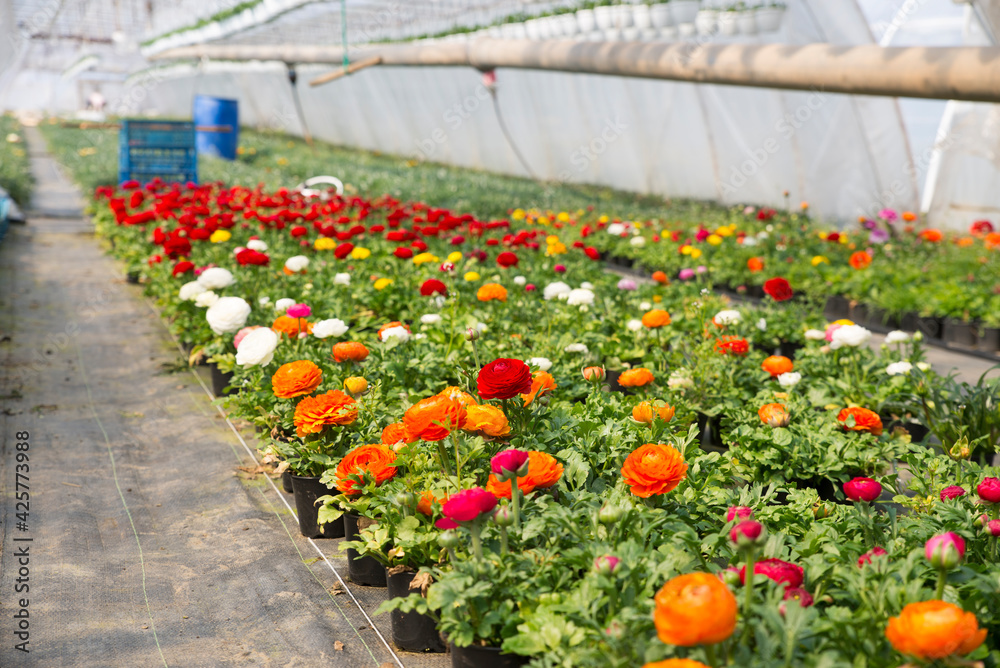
xmin=782 ymin=477 xmax=841 ymax=503
xmin=943 ymin=319 xmax=977 ymax=348
xmin=746 ymin=285 xmax=765 ymax=300
xmin=281 ymin=469 xmax=293 ymax=494
xmin=848 ymin=302 xmax=868 ymax=326
xmin=290 ymin=475 xmax=344 ymax=538
xmin=211 ymin=364 xmax=235 ymax=397
xmin=344 ymin=513 xmax=387 ymax=586
xmin=450 ymin=644 xmax=528 ymax=668
xmin=978 ymin=327 xmax=1000 ymax=354
xmin=777 ymin=341 xmax=804 ymax=360
xmin=386 ymin=569 xmax=445 ymax=652
xmin=866 ymin=306 xmax=890 ymax=328
xmin=697 ymin=413 xmax=725 ymax=451
xmin=604 ymin=370 xmax=633 ymax=395
xmin=126 ymin=270 xmax=140 ymax=284
xmin=823 ymin=296 xmax=850 ymax=321
xmin=900 ymin=312 xmax=942 ymax=340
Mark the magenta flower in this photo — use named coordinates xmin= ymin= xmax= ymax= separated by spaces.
xmin=616 ymin=278 xmax=637 ymax=291
xmin=525 ymin=284 xmax=536 ymax=292
xmin=695 ymin=228 xmax=710 ymax=242
xmin=726 ymin=506 xmax=754 ymax=522
xmin=435 ymin=487 xmax=497 ymax=529
xmin=491 ymin=449 xmax=530 ymax=481
xmin=857 ymin=546 xmax=888 ymax=567
xmin=986 ymin=520 xmax=1000 ymax=537
xmin=554 ymin=264 xmax=567 ymax=273
xmin=878 ymin=208 xmax=899 ymax=222
xmin=925 ymin=532 xmax=965 ymax=569
xmin=843 ymin=477 xmax=882 ymax=503
xmin=740 ymin=558 xmax=803 ymax=589
xmin=977 ymin=477 xmax=1000 ymax=503
xmin=286 ymin=303 xmax=311 ymax=318
xmin=940 ymin=485 xmax=966 ymax=501
xmin=679 ymin=268 xmax=695 ymax=281
xmin=696 ymin=265 xmax=707 ymax=274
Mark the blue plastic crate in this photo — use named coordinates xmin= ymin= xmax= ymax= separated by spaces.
xmin=118 ymin=119 xmax=198 ymax=185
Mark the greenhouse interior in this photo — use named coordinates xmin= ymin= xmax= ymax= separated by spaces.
xmin=3 ymin=0 xmax=1000 ymax=666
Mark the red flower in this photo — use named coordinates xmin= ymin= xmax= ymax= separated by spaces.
xmin=477 ymin=358 xmax=534 ymax=400
xmin=858 ymin=546 xmax=888 ymax=567
xmin=844 ymin=477 xmax=882 ymax=502
xmin=584 ymin=246 xmax=601 ymax=261
xmin=763 ymin=277 xmax=793 ymax=301
xmin=420 ymin=279 xmax=448 ymax=297
xmin=740 ymin=558 xmax=804 ymax=589
xmin=715 ymin=336 xmax=749 ymax=356
xmin=334 ymin=242 xmax=353 ymax=259
xmin=497 ymin=251 xmax=519 ymax=267
xmin=163 ymin=236 xmax=191 ymax=258
xmin=977 ymin=477 xmax=1000 ymax=503
xmin=393 ymin=247 xmax=414 ymax=259
xmin=290 ymin=225 xmax=308 ymax=238
xmin=236 ymin=249 xmax=270 ymax=266
xmin=172 ymin=260 xmax=194 ymax=276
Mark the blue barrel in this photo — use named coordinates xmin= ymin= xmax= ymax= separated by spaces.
xmin=193 ymin=95 xmax=239 ymax=160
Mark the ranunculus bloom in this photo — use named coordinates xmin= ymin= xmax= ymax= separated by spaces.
xmin=271 ymin=360 xmax=323 ymax=398
xmin=621 ymin=443 xmax=687 ymax=498
xmin=464 ymin=404 xmax=511 ymax=437
xmin=838 ymin=407 xmax=883 ymax=436
xmin=763 ymin=277 xmax=793 ymax=301
xmin=782 ymin=587 xmax=814 ymax=608
xmin=420 ymin=279 xmax=448 ymax=297
xmin=206 ymin=296 xmax=251 ymax=335
xmin=381 ymin=422 xmax=416 ymax=447
xmin=844 ymin=476 xmax=882 ymax=502
xmin=849 ymin=251 xmax=872 ymax=269
xmin=272 ymin=315 xmax=313 ymax=338
xmin=858 ymin=546 xmax=888 ymax=567
xmin=715 ymin=336 xmax=749 ymax=356
xmin=642 ymin=309 xmax=672 ymax=328
xmin=940 ymin=485 xmax=966 ymax=501
xmin=761 ymin=355 xmax=794 ymax=377
xmin=885 ymin=600 xmax=987 ymax=660
xmin=286 ymin=303 xmax=311 ymax=319
xmin=486 ymin=451 xmax=563 ymax=499
xmin=293 ymin=390 xmax=358 ymax=437
xmin=332 ymin=341 xmax=369 ymax=363
xmin=632 ymin=401 xmax=675 ymax=424
xmin=977 ymin=477 xmax=1000 ymax=503
xmin=478 ymin=358 xmax=534 ymax=400
xmin=416 ymin=490 xmax=448 ymax=516
xmin=236 ymin=248 xmax=270 ymax=266
xmin=758 ymin=403 xmax=789 ymax=427
xmin=740 ymin=558 xmax=804 ymax=589
xmin=403 ymin=394 xmax=467 ymax=442
xmin=496 ymin=251 xmax=518 ymax=267
xmin=335 ymin=443 xmax=397 ymax=495
xmin=654 ymin=573 xmax=737 ymax=646
xmin=491 ymin=449 xmax=529 ymax=477
xmin=235 ymin=327 xmax=279 ymax=367
xmin=727 ymin=506 xmax=754 ymax=522
xmin=618 ymin=368 xmax=655 ymax=388
xmin=477 ymin=283 xmax=508 ymax=302
xmin=312 ymin=318 xmax=349 ymax=339
xmin=582 ymin=366 xmax=605 ymax=381
xmin=521 ymin=371 xmax=557 ymax=406
xmin=651 ymin=271 xmax=669 ymax=284
xmin=233 ymin=325 xmax=260 ymax=349
xmin=196 ymin=266 xmax=234 ymax=289
xmin=438 ymin=386 xmax=479 ymax=407
xmin=436 ymin=487 xmax=497 ymax=529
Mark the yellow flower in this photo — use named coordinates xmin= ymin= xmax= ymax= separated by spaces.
xmin=538 ymin=216 xmax=550 ymax=226
xmin=350 ymin=247 xmax=371 ymax=260
xmin=546 ymin=235 xmax=560 ymax=245
xmin=818 ymin=232 xmax=828 ymax=240
xmin=276 ymin=157 xmax=289 ymax=166
xmin=344 ymin=376 xmax=368 ymax=395
xmin=315 ymin=237 xmax=336 ymax=251
xmin=546 ymin=242 xmax=567 ymax=256
xmin=511 ymin=209 xmax=526 ymax=221
xmin=653 ymin=295 xmax=662 ymax=303
xmin=811 ymin=255 xmax=829 ymax=266
xmin=707 ymin=234 xmax=723 ymax=246
xmin=447 ymin=251 xmax=463 ymax=263
xmin=575 ymin=209 xmax=585 ymax=217
xmin=209 ymin=229 xmax=231 ymax=243
xmin=839 ymin=235 xmax=849 ymax=245
xmin=680 ymin=245 xmax=693 ymax=256
xmin=598 ymin=215 xmax=609 ymax=223
xmin=557 ymin=211 xmax=570 ymax=222
xmin=413 ymin=252 xmax=438 ymax=265
xmin=633 ymin=221 xmax=642 ymax=229
xmin=464 ymin=271 xmax=481 ymax=282
xmin=374 ymin=278 xmax=393 ymax=290
xmin=690 ymin=248 xmax=703 ymax=259
xmin=832 ymin=319 xmax=854 ymax=326
xmin=716 ymin=226 xmax=734 ymax=237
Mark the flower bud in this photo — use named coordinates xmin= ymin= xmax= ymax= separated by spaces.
xmin=582 ymin=366 xmax=606 ymax=382
xmin=940 ymin=485 xmax=966 ymax=501
xmin=949 ymin=435 xmax=971 ymax=460
xmin=593 ymin=555 xmax=621 ymax=576
xmin=912 ymin=331 xmax=923 ymax=341
xmin=843 ymin=477 xmax=882 ymax=503
xmin=438 ymin=530 xmax=461 ymax=549
xmin=726 ymin=506 xmax=754 ymax=523
xmin=465 ymin=326 xmax=480 ymax=341
xmin=857 ymin=546 xmax=888 ymax=567
xmin=813 ymin=502 xmax=833 ymax=519
xmin=493 ymin=505 xmax=515 ymax=527
xmin=985 ymin=519 xmax=1000 ymax=537
xmin=394 ymin=491 xmax=416 ymax=509
xmin=344 ymin=376 xmax=368 ymax=395
xmin=719 ymin=567 xmax=742 ymax=587
xmin=925 ymin=532 xmax=965 ymax=570
xmin=730 ymin=520 xmax=767 ymax=548
xmin=598 ymin=503 xmax=624 ymax=525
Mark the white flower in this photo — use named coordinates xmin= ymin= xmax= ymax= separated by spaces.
xmin=668 ymin=370 xmax=694 ymax=390
xmin=566 ymin=288 xmax=595 ymax=306
xmin=714 ymin=309 xmax=741 ymax=326
xmin=475 ymin=322 xmax=488 ymax=333
xmin=607 ymin=223 xmax=626 ymax=236
xmin=274 ymin=298 xmax=295 ymax=313
xmin=196 ymin=267 xmax=234 ymax=290
xmin=886 ymin=361 xmax=913 ymax=376
xmin=334 ymin=272 xmax=351 ymax=286
xmin=235 ymin=327 xmax=279 ymax=367
xmin=777 ymin=372 xmax=802 ymax=388
xmin=194 ymin=290 xmax=220 ymax=308
xmin=830 ymin=325 xmax=872 ymax=349
xmin=413 ymin=333 xmax=427 ymax=340
xmin=543 ymin=281 xmax=572 ymax=301
xmin=757 ymin=318 xmax=767 ymax=331
xmin=312 ymin=318 xmax=349 ymax=338
xmin=804 ymin=329 xmax=826 ymax=341
xmin=246 ymin=239 xmax=268 ymax=252
xmin=206 ymin=296 xmax=251 ymax=335
xmin=564 ymin=343 xmax=588 ymax=354
xmin=630 ymin=236 xmax=646 ymax=248
xmin=580 ymin=282 xmax=594 ymax=290
xmin=627 ymin=319 xmax=643 ymax=332
xmin=380 ymin=325 xmax=410 ymax=343
xmin=884 ymin=330 xmax=911 ymax=344
xmin=639 ymin=301 xmax=652 ymax=311
xmin=916 ymin=362 xmax=931 ymax=371
xmin=529 ymin=357 xmax=552 ymax=371
xmin=258 ymin=296 xmax=271 ymax=306
xmin=741 ymin=236 xmax=758 ymax=247
xmin=420 ymin=314 xmax=442 ymax=325
xmin=513 ymin=276 xmax=527 ymax=286
xmin=284 ymin=255 xmax=310 ymax=273
xmin=179 ymin=281 xmax=206 ymax=301
xmin=432 ymin=296 xmax=446 ymax=308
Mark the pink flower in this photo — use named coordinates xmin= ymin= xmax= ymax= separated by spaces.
xmin=679 ymin=268 xmax=695 ymax=281
xmin=977 ymin=477 xmax=1000 ymax=504
xmin=740 ymin=558 xmax=804 ymax=589
xmin=730 ymin=520 xmax=765 ymax=547
xmin=695 ymin=228 xmax=710 ymax=242
xmin=824 ymin=323 xmax=843 ymax=342
xmin=525 ymin=284 xmax=537 ymax=292
xmin=843 ymin=477 xmax=882 ymax=503
xmin=726 ymin=506 xmax=754 ymax=522
xmin=594 ymin=555 xmax=620 ymax=575
xmin=925 ymin=532 xmax=965 ymax=569
xmin=858 ymin=546 xmax=888 ymax=567
xmin=491 ymin=449 xmax=530 ymax=480
xmin=782 ymin=587 xmax=814 ymax=608
xmin=940 ymin=485 xmax=966 ymax=501
xmin=696 ymin=265 xmax=707 ymax=274
xmin=554 ymin=264 xmax=567 ymax=273
xmin=986 ymin=520 xmax=1000 ymax=537
xmin=286 ymin=303 xmax=311 ymax=318
xmin=435 ymin=487 xmax=497 ymax=529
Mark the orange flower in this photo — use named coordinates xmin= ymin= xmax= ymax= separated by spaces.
xmin=902 ymin=211 xmax=917 ymax=222
xmin=521 ymin=371 xmax=557 ymax=406
xmin=293 ymin=390 xmax=358 ymax=437
xmin=885 ymin=600 xmax=987 ymax=660
xmin=956 ymin=237 xmax=975 ymax=247
xmin=758 ymin=403 xmax=790 ymax=427
xmin=849 ymin=251 xmax=872 ymax=269
xmin=271 ymin=360 xmax=323 ymax=398
xmin=642 ymin=309 xmax=672 ymax=329
xmin=919 ymin=229 xmax=943 ymax=242
xmin=985 ymin=232 xmax=1000 ymax=249
xmin=632 ymin=401 xmax=676 ymax=425
xmin=403 ymin=394 xmax=467 ymax=442
xmin=654 ymin=572 xmax=738 ymax=646
xmin=747 ymin=257 xmax=764 ymax=272
xmin=715 ymin=336 xmax=749 ymax=356
xmin=272 ymin=315 xmax=313 ymax=338
xmin=486 ymin=451 xmax=563 ymax=499
xmin=838 ymin=406 xmax=883 ymax=436
xmin=643 ymin=661 xmax=710 ymax=668
xmin=463 ymin=404 xmax=511 ymax=437
xmin=477 ymin=283 xmax=508 ymax=302
xmin=381 ymin=422 xmax=415 ymax=447
xmin=332 ymin=341 xmax=369 ymax=363
xmin=651 ymin=271 xmax=669 ymax=285
xmin=437 ymin=386 xmax=479 ymax=407
xmin=334 ymin=443 xmax=397 ymax=495
xmin=761 ymin=355 xmax=794 ymax=378
xmin=621 ymin=443 xmax=687 ymax=497
xmin=416 ymin=490 xmax=448 ymax=516
xmin=618 ymin=368 xmax=654 ymax=388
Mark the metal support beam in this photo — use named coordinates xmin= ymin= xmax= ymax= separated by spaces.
xmin=150 ymin=39 xmax=1000 ymax=103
